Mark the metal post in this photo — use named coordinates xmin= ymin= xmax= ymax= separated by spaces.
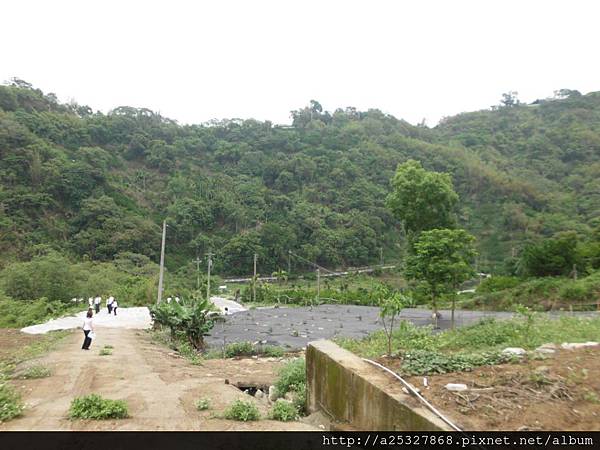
xmin=253 ymin=253 xmax=257 ymax=303
xmin=206 ymin=251 xmax=213 ymax=303
xmin=157 ymin=220 xmax=167 ymax=305
xmin=316 ymin=268 xmax=320 ymax=302
xmin=193 ymin=256 xmax=202 ymax=290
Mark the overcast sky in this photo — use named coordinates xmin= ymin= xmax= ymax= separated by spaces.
xmin=2 ymin=0 xmax=599 ymax=126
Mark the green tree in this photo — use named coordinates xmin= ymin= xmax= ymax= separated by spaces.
xmin=385 ymin=160 xmax=458 ymax=244
xmin=519 ymin=232 xmax=579 ymax=277
xmin=405 ymin=229 xmax=477 ymax=327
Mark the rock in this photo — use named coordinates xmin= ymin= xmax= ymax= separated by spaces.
xmin=517 ymin=426 xmax=530 ymax=431
xmin=502 ymin=347 xmax=527 ymax=357
xmin=535 ymin=344 xmax=556 ymax=354
xmin=445 ymin=383 xmax=468 ymax=391
xmin=255 ymin=389 xmax=264 ymax=399
xmin=561 ymin=341 xmax=599 ymax=350
xmin=268 ymin=385 xmax=278 ymax=402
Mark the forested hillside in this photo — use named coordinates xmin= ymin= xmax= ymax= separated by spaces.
xmin=1 ymin=81 xmax=599 ymax=277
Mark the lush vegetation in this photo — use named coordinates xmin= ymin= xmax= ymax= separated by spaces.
xmin=2 ymin=80 xmax=600 ymax=319
xmin=269 ymin=399 xmax=298 ymax=422
xmin=0 ymin=382 xmax=23 ymax=422
xmin=17 ymin=365 xmax=51 ymax=379
xmin=68 ymin=394 xmax=129 ymax=420
xmin=223 ymin=399 xmax=260 ymax=421
xmin=149 ymin=293 xmax=215 ymax=349
xmin=274 ymin=358 xmax=307 ymax=415
xmin=336 ymin=315 xmax=600 ymax=375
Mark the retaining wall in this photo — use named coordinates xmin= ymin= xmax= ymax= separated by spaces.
xmin=306 ymin=339 xmax=452 ymax=431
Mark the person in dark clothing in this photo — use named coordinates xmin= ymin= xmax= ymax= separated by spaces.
xmin=82 ymin=310 xmax=94 ymax=350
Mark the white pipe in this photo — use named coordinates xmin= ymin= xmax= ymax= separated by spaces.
xmin=362 ymin=358 xmax=462 ymax=432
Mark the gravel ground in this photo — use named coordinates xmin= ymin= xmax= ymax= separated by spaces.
xmin=205 ymin=305 xmax=518 ymax=350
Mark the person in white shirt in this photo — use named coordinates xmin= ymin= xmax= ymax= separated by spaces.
xmin=112 ymin=298 xmax=118 ymax=316
xmin=107 ymin=296 xmax=114 ymax=314
xmin=166 ymin=297 xmax=172 ymax=304
xmin=88 ymin=297 xmax=93 ymax=308
xmin=94 ymin=295 xmax=101 ymax=314
xmin=175 ymin=296 xmax=180 ymax=303
xmin=82 ymin=310 xmax=94 ymax=350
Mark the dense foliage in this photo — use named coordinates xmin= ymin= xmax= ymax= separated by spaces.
xmin=68 ymin=394 xmax=129 ymax=420
xmin=3 ymin=81 xmax=600 ymax=282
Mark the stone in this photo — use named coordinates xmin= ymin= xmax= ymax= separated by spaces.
xmin=502 ymin=347 xmax=527 ymax=357
xmin=444 ymin=383 xmax=468 ymax=391
xmin=561 ymin=341 xmax=599 ymax=350
xmin=255 ymin=389 xmax=264 ymax=399
xmin=268 ymin=385 xmax=278 ymax=402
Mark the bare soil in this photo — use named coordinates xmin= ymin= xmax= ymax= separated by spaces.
xmin=0 ymin=327 xmax=316 ymax=430
xmin=0 ymin=328 xmax=43 ymax=360
xmin=391 ymin=347 xmax=600 ymax=431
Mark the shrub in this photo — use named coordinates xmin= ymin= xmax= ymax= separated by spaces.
xmin=401 ymin=350 xmax=509 ymax=375
xmin=68 ymin=394 xmax=129 ymax=420
xmin=261 ymin=345 xmax=285 ymax=358
xmin=18 ymin=365 xmax=51 ymax=379
xmin=477 ymin=276 xmax=521 ymax=293
xmin=292 ymin=382 xmax=307 ymax=415
xmin=196 ymin=398 xmax=210 ymax=411
xmin=99 ymin=347 xmax=112 ymax=356
xmin=275 ymin=358 xmax=306 ymax=396
xmin=269 ymin=399 xmax=297 ymax=421
xmin=0 ymin=382 xmax=24 ymax=422
xmin=223 ymin=399 xmax=260 ymax=421
xmin=224 ymin=342 xmax=254 ymax=358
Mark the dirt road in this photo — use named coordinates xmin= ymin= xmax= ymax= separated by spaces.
xmin=0 ymin=327 xmax=316 ymax=430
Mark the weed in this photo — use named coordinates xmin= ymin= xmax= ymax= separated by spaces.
xmin=68 ymin=394 xmax=129 ymax=420
xmin=196 ymin=398 xmax=210 ymax=411
xmin=275 ymin=358 xmax=306 ymax=396
xmin=99 ymin=347 xmax=112 ymax=356
xmin=261 ymin=345 xmax=285 ymax=358
xmin=0 ymin=382 xmax=24 ymax=422
xmin=18 ymin=365 xmax=51 ymax=379
xmin=224 ymin=342 xmax=254 ymax=358
xmin=223 ymin=399 xmax=260 ymax=421
xmin=583 ymin=389 xmax=600 ymax=404
xmin=269 ymin=399 xmax=297 ymax=421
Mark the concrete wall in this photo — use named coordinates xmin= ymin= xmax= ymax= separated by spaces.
xmin=306 ymin=340 xmax=451 ymax=431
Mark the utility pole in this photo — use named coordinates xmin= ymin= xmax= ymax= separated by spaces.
xmin=193 ymin=256 xmax=202 ymax=290
xmin=288 ymin=250 xmax=291 ymax=278
xmin=253 ymin=253 xmax=257 ymax=303
xmin=157 ymin=220 xmax=167 ymax=305
xmin=316 ymin=268 xmax=320 ymax=302
xmin=206 ymin=251 xmax=213 ymax=303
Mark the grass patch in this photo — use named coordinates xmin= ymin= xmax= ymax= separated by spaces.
xmin=17 ymin=365 xmax=51 ymax=379
xmin=269 ymin=399 xmax=298 ymax=421
xmin=336 ymin=314 xmax=600 ymax=375
xmin=223 ymin=399 xmax=260 ymax=421
xmin=0 ymin=382 xmax=24 ymax=422
xmin=196 ymin=398 xmax=210 ymax=411
xmin=68 ymin=394 xmax=129 ymax=420
xmin=99 ymin=347 xmax=113 ymax=356
xmin=203 ymin=342 xmax=286 ymax=359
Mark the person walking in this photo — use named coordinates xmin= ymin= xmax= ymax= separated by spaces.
xmin=82 ymin=310 xmax=95 ymax=350
xmin=112 ymin=298 xmax=118 ymax=316
xmin=107 ymin=296 xmax=114 ymax=314
xmin=88 ymin=297 xmax=93 ymax=308
xmin=94 ymin=295 xmax=101 ymax=314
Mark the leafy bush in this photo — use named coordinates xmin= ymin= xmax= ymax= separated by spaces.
xmin=292 ymin=382 xmax=307 ymax=415
xmin=262 ymin=345 xmax=285 ymax=358
xmin=0 ymin=382 xmax=24 ymax=422
xmin=401 ymin=350 xmax=509 ymax=375
xmin=196 ymin=398 xmax=210 ymax=411
xmin=99 ymin=347 xmax=112 ymax=356
xmin=223 ymin=399 xmax=260 ymax=421
xmin=275 ymin=358 xmax=306 ymax=396
xmin=150 ymin=293 xmax=215 ymax=349
xmin=269 ymin=399 xmax=297 ymax=421
xmin=68 ymin=394 xmax=129 ymax=420
xmin=18 ymin=365 xmax=51 ymax=379
xmin=224 ymin=342 xmax=254 ymax=358
xmin=477 ymin=276 xmax=521 ymax=293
